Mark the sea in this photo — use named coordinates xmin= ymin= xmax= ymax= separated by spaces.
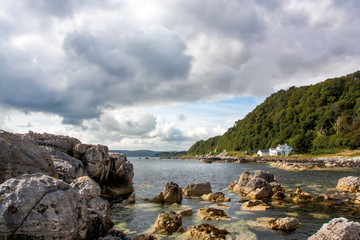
xmin=111 ymin=157 xmax=360 ymax=239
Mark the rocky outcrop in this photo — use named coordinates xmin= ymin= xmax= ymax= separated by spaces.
xmin=336 ymin=176 xmax=360 ymax=192
xmin=201 ymin=192 xmax=230 ymax=202
xmin=269 ymin=217 xmax=302 ymax=230
xmin=153 ymin=211 xmax=183 ymax=235
xmin=0 ymin=173 xmax=87 ymax=238
xmin=229 ymin=170 xmax=277 ymax=199
xmin=151 ymin=182 xmax=182 ymax=204
xmin=0 ymin=173 xmax=113 ymax=239
xmin=242 ymin=200 xmax=270 ymax=211
xmin=183 ymin=182 xmax=212 ymax=196
xmin=186 ymin=223 xmax=228 ymax=240
xmin=46 ymin=146 xmax=85 ymax=183
xmin=71 ymin=176 xmax=101 ymax=201
xmin=133 ymin=234 xmax=159 ymax=240
xmin=308 ymin=217 xmax=360 ymax=240
xmin=0 ymin=129 xmax=57 ymax=183
xmin=177 ymin=209 xmax=193 ymax=216
xmin=25 ymin=131 xmax=81 ymax=156
xmin=198 ymin=207 xmax=229 ymax=220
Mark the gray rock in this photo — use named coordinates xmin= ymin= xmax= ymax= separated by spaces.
xmin=25 ymin=131 xmax=81 ymax=156
xmin=71 ymin=176 xmax=101 ymax=201
xmin=254 ymin=170 xmax=276 ymax=183
xmin=269 ymin=217 xmax=302 ymax=230
xmin=183 ymin=182 xmax=212 ymax=196
xmin=0 ymin=129 xmax=57 ymax=183
xmin=151 ymin=182 xmax=182 ymax=204
xmin=87 ymin=197 xmax=114 ymax=236
xmin=73 ymin=143 xmax=92 ymax=160
xmin=231 ymin=171 xmax=252 ymax=192
xmin=46 ymin=146 xmax=85 ymax=183
xmin=243 ymin=178 xmax=271 ymax=199
xmin=0 ymin=173 xmax=88 ymax=239
xmin=308 ymin=217 xmax=360 ymax=240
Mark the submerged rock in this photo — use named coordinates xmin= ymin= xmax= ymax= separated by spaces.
xmin=151 ymin=182 xmax=182 ymax=204
xmin=186 ymin=223 xmax=228 ymax=240
xmin=336 ymin=176 xmax=360 ymax=193
xmin=0 ymin=129 xmax=57 ymax=183
xmin=133 ymin=234 xmax=159 ymax=240
xmin=242 ymin=200 xmax=270 ymax=211
xmin=269 ymin=217 xmax=302 ymax=231
xmin=201 ymin=192 xmax=231 ymax=202
xmin=198 ymin=207 xmax=229 ymax=220
xmin=183 ymin=182 xmax=212 ymax=196
xmin=153 ymin=211 xmax=183 ymax=235
xmin=308 ymin=217 xmax=360 ymax=240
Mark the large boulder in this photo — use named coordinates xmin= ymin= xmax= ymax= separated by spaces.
xmin=153 ymin=211 xmax=183 ymax=235
xmin=71 ymin=176 xmax=101 ymax=201
xmin=80 ymin=147 xmax=134 ymax=199
xmin=151 ymin=182 xmax=182 ymax=204
xmin=0 ymin=129 xmax=57 ymax=183
xmin=243 ymin=178 xmax=271 ymax=199
xmin=308 ymin=217 xmax=360 ymax=240
xmin=336 ymin=176 xmax=360 ymax=192
xmin=229 ymin=170 xmax=276 ymax=199
xmin=46 ymin=146 xmax=85 ymax=183
xmin=186 ymin=223 xmax=228 ymax=240
xmin=183 ymin=182 xmax=212 ymax=196
xmin=25 ymin=131 xmax=81 ymax=156
xmin=0 ymin=173 xmax=88 ymax=239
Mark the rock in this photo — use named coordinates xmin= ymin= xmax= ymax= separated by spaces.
xmin=73 ymin=143 xmax=92 ymax=160
xmin=83 ymin=144 xmax=110 ymax=179
xmin=230 ymin=171 xmax=252 ymax=192
xmin=336 ymin=176 xmax=360 ymax=192
xmin=272 ymin=191 xmax=285 ymax=200
xmin=99 ymin=229 xmax=129 ymax=240
xmin=242 ymin=200 xmax=270 ymax=211
xmin=0 ymin=129 xmax=57 ymax=183
xmin=47 ymin=147 xmax=85 ymax=183
xmin=71 ymin=176 xmax=101 ymax=201
xmin=308 ymin=217 xmax=360 ymax=240
xmin=123 ymin=192 xmax=136 ymax=204
xmin=0 ymin=173 xmax=88 ymax=239
xmin=186 ymin=223 xmax=228 ymax=240
xmin=153 ymin=211 xmax=182 ymax=235
xmin=269 ymin=217 xmax=302 ymax=230
xmin=177 ymin=209 xmax=193 ymax=217
xmin=254 ymin=170 xmax=276 ymax=183
xmin=87 ymin=197 xmax=114 ymax=237
xmin=292 ymin=187 xmax=312 ymax=203
xmin=201 ymin=192 xmax=230 ymax=202
xmin=151 ymin=182 xmax=182 ymax=204
xmin=355 ymin=193 xmax=360 ymax=204
xmin=314 ymin=194 xmax=331 ymax=203
xmin=198 ymin=207 xmax=229 ymax=220
xmin=25 ymin=131 xmax=81 ymax=156
xmin=133 ymin=234 xmax=159 ymax=240
xmin=183 ymin=182 xmax=212 ymax=196
xmin=243 ymin=178 xmax=271 ymax=199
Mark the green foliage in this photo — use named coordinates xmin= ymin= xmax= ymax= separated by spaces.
xmin=188 ymin=70 xmax=360 ymax=155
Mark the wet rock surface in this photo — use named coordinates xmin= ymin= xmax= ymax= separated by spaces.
xmin=186 ymin=223 xmax=228 ymax=240
xmin=151 ymin=182 xmax=182 ymax=204
xmin=153 ymin=211 xmax=182 ymax=235
xmin=198 ymin=207 xmax=229 ymax=220
xmin=183 ymin=182 xmax=212 ymax=196
xmin=242 ymin=200 xmax=270 ymax=211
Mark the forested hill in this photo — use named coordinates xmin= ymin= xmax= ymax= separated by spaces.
xmin=188 ymin=71 xmax=360 ymax=155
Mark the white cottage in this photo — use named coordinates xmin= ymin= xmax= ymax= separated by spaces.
xmin=257 ymin=149 xmax=269 ymax=156
xmin=259 ymin=144 xmax=293 ymax=156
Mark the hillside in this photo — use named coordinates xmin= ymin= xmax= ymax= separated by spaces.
xmin=188 ymin=71 xmax=360 ymax=155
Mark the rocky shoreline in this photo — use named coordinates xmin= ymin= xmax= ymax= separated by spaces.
xmin=195 ymin=154 xmax=360 ymax=171
xmin=1 ymin=129 xmax=360 ymax=239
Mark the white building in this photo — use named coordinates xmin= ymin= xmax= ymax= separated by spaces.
xmin=257 ymin=149 xmax=269 ymax=156
xmin=259 ymin=144 xmax=293 ymax=156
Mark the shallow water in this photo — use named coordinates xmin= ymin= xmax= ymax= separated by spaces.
xmin=111 ymin=158 xmax=360 ymax=239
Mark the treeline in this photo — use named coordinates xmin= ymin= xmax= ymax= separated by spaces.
xmin=155 ymin=151 xmax=187 ymax=157
xmin=188 ymin=71 xmax=360 ymax=155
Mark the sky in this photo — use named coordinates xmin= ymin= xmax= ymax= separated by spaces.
xmin=0 ymin=0 xmax=359 ymax=151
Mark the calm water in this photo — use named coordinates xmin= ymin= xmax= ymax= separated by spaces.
xmin=111 ymin=158 xmax=360 ymax=239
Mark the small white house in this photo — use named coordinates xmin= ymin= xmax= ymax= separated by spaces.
xmin=257 ymin=149 xmax=269 ymax=156
xmin=259 ymin=144 xmax=292 ymax=156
